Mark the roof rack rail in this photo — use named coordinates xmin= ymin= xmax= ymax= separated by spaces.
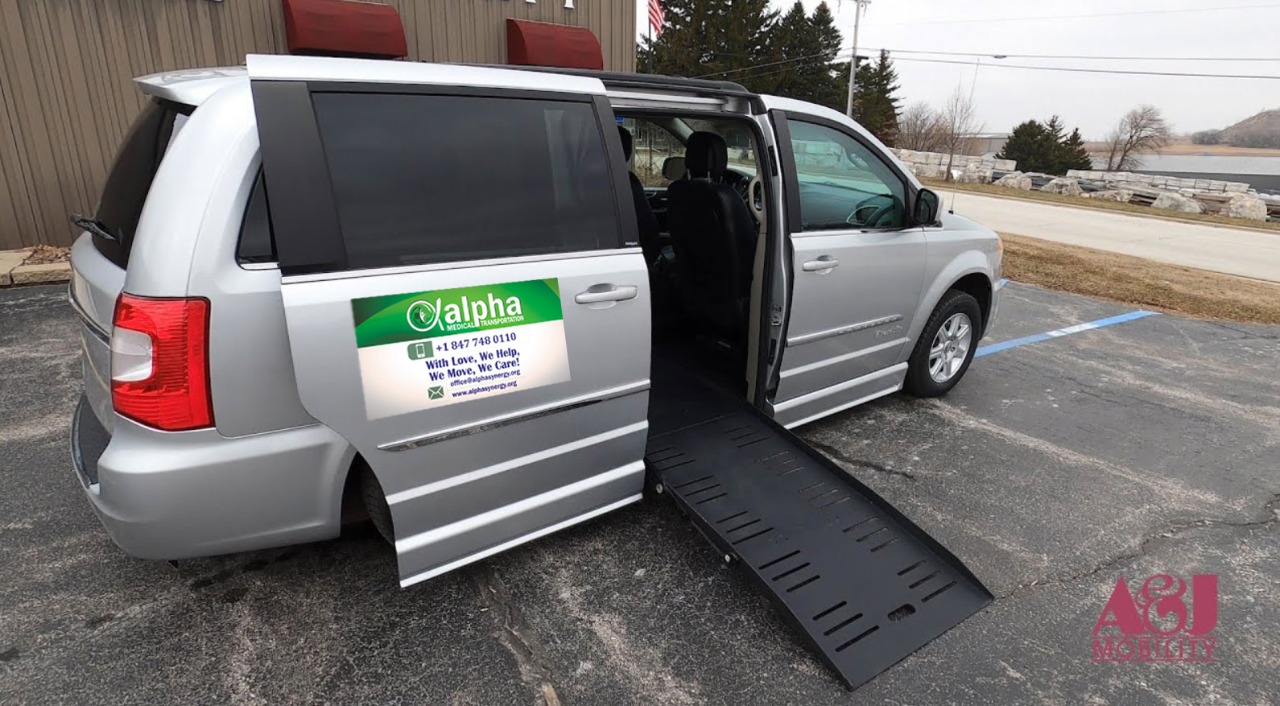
xmin=479 ymin=65 xmax=757 ymax=99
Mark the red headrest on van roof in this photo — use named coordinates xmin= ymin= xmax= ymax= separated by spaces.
xmin=282 ymin=0 xmax=408 ymax=60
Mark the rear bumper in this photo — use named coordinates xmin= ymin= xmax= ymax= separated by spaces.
xmin=71 ymin=396 xmax=355 ymax=560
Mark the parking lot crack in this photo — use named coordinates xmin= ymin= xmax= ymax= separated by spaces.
xmin=995 ymin=492 xmax=1280 ymax=601
xmin=473 ymin=566 xmax=561 ymax=706
xmin=809 ymin=441 xmax=917 ymax=481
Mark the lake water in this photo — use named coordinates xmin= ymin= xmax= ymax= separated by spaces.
xmin=1091 ymin=154 xmax=1280 ymax=192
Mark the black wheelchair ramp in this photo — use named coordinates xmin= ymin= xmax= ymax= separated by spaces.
xmin=646 ymin=387 xmax=992 ymax=690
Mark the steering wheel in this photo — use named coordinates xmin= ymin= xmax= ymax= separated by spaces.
xmin=746 ymin=174 xmax=766 ymax=225
xmin=847 ymin=194 xmax=898 ymax=229
xmin=723 ymin=169 xmax=750 ymax=199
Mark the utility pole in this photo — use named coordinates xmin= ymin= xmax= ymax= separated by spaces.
xmin=844 ymin=0 xmax=870 ymax=118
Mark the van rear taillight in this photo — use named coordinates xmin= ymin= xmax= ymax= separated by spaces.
xmin=111 ymin=294 xmax=213 ymax=431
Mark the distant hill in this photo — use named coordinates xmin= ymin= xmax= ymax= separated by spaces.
xmin=1196 ymin=109 xmax=1280 ymax=149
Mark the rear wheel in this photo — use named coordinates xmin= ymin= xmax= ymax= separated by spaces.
xmin=904 ymin=290 xmax=982 ymax=398
xmin=360 ymin=465 xmax=395 ymax=545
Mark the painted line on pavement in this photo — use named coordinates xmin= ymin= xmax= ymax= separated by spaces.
xmin=976 ymin=310 xmax=1160 ymax=358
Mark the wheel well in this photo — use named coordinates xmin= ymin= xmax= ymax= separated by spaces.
xmin=951 ymin=274 xmax=993 ymax=335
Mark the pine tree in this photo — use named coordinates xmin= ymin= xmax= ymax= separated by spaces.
xmin=998 ymin=118 xmax=1093 ymax=174
xmin=998 ymin=120 xmax=1052 ymax=172
xmin=852 ymin=50 xmax=902 ymax=146
xmin=1056 ymin=128 xmax=1094 ymax=173
xmin=765 ymin=2 xmax=844 ymax=108
xmin=805 ymin=2 xmax=846 ymax=111
xmin=641 ymin=0 xmax=779 ymax=93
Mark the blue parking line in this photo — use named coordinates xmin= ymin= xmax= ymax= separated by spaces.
xmin=975 ymin=310 xmax=1159 ymax=358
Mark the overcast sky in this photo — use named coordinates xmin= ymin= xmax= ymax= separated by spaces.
xmin=635 ymin=0 xmax=1280 ymax=138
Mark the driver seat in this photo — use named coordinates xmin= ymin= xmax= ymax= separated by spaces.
xmin=665 ymin=132 xmax=755 ymax=339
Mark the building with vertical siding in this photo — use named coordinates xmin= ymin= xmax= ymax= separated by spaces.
xmin=0 ymin=0 xmax=638 ymax=249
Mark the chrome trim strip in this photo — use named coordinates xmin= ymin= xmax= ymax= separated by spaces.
xmin=282 ymin=248 xmax=644 ymax=285
xmin=772 ymin=362 xmax=907 ymax=414
xmin=787 ymin=314 xmax=903 ymax=346
xmin=68 ymin=285 xmax=110 ymax=343
xmin=778 ymin=336 xmax=908 ymax=380
xmin=386 ymin=420 xmax=649 ymax=506
xmin=378 ymin=380 xmax=650 ymax=452
xmin=783 ymin=382 xmax=902 ymax=430
xmin=399 ymin=489 xmax=644 ymax=588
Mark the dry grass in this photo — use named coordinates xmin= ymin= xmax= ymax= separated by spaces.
xmin=921 ymin=178 xmax=1280 ymax=234
xmin=1001 ymin=233 xmax=1280 ymax=325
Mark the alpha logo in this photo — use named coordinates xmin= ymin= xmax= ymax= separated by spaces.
xmin=406 ymin=300 xmax=441 ymax=333
xmin=1092 ymin=574 xmax=1219 ymax=662
xmin=407 ymin=294 xmax=526 ymax=335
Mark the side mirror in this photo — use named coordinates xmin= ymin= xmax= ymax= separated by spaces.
xmin=914 ymin=188 xmax=941 ymax=225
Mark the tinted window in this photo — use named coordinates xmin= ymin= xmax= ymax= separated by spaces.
xmin=237 ymin=172 xmax=276 ymax=263
xmin=789 ymin=120 xmax=906 ymax=231
xmin=312 ymin=93 xmax=621 ymax=269
xmin=92 ymin=100 xmax=182 ymax=267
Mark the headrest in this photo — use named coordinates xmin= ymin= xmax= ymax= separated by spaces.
xmin=662 ymin=156 xmax=686 ymax=182
xmin=616 ymin=125 xmax=633 ymax=161
xmin=685 ymin=131 xmax=728 ymax=180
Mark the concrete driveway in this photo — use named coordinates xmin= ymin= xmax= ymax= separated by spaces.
xmin=1 ymin=283 xmax=1278 ymax=704
xmin=940 ymin=189 xmax=1280 ymax=283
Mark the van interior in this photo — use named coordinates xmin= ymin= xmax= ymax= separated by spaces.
xmin=614 ymin=113 xmax=771 ymax=434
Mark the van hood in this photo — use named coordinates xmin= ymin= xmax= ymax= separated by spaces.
xmin=939 ymin=209 xmax=992 ymax=234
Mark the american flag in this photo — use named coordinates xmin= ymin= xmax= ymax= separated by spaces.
xmin=648 ymin=0 xmax=665 ymax=39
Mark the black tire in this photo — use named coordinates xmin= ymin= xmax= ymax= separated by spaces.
xmin=360 ymin=465 xmax=395 ymax=545
xmin=904 ymin=289 xmax=983 ymax=398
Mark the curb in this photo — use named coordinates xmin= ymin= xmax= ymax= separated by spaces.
xmin=0 ymin=249 xmax=71 ymax=287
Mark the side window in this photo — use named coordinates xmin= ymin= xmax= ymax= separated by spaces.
xmin=237 ymin=171 xmax=276 ymax=264
xmin=788 ymin=120 xmax=907 ymax=231
xmin=311 ymin=92 xmax=621 ymax=270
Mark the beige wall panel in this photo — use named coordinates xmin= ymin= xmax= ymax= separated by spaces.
xmin=0 ymin=0 xmax=635 ymax=248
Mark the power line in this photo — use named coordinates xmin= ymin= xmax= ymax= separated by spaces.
xmin=707 ymin=49 xmax=1280 ymax=84
xmin=863 ymin=48 xmax=1280 ymax=63
xmin=887 ymin=56 xmax=1280 ymax=81
xmin=695 ymin=45 xmax=1280 ymax=81
xmin=877 ymin=2 xmax=1280 ymax=26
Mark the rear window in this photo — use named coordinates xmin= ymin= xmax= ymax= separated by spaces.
xmin=91 ymin=99 xmax=185 ymax=268
xmin=311 ymin=92 xmax=620 ymax=270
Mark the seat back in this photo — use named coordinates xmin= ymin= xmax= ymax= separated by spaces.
xmin=616 ymin=126 xmax=662 ymax=262
xmin=665 ymin=132 xmax=755 ymax=337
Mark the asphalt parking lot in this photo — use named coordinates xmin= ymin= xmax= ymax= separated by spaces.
xmin=1 ymin=281 xmax=1277 ymax=705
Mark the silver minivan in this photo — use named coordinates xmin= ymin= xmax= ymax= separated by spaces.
xmin=70 ymin=55 xmax=1002 ymax=589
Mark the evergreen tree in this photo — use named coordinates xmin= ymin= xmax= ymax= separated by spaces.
xmin=764 ymin=2 xmax=844 ymax=108
xmin=640 ymin=0 xmax=779 ymax=94
xmin=997 ymin=118 xmax=1093 ymax=174
xmin=997 ymin=120 xmax=1050 ymax=172
xmin=852 ymin=50 xmax=902 ymax=146
xmin=1055 ymin=128 xmax=1094 ymax=172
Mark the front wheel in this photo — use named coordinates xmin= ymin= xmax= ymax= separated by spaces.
xmin=904 ymin=290 xmax=982 ymax=397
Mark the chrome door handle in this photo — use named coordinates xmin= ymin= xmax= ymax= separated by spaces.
xmin=802 ymin=257 xmax=840 ymax=272
xmin=574 ymin=285 xmax=638 ymax=304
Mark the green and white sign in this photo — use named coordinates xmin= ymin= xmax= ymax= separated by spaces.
xmin=351 ymin=279 xmax=570 ymax=419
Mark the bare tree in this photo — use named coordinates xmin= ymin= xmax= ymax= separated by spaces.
xmin=897 ymin=102 xmax=949 ymax=153
xmin=939 ymin=86 xmax=982 ymax=180
xmin=1103 ymin=105 xmax=1172 ymax=171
